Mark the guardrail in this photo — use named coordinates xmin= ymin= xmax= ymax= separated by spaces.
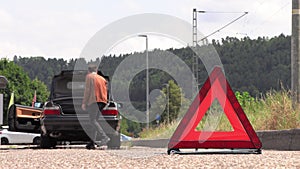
xmin=125 ymin=129 xmax=300 ymax=150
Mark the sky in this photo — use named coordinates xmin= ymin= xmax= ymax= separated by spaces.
xmin=0 ymin=0 xmax=291 ymax=60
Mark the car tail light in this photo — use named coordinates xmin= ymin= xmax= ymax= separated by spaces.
xmin=43 ymin=106 xmax=61 ymax=115
xmin=0 ymin=131 xmax=2 ymax=134
xmin=101 ymin=107 xmax=118 ymax=116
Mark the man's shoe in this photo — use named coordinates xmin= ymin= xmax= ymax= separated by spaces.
xmin=86 ymin=142 xmax=96 ymax=150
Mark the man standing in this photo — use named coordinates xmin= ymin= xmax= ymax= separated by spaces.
xmin=81 ymin=64 xmax=110 ymax=149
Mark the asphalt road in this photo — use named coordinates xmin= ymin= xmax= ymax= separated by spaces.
xmin=0 ymin=145 xmax=299 ymax=168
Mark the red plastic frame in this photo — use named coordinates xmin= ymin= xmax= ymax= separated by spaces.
xmin=168 ymin=66 xmax=262 ymax=149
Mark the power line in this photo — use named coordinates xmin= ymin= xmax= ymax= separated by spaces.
xmin=199 ymin=11 xmax=248 ymax=14
xmin=192 ymin=9 xmax=248 ymax=92
xmin=198 ymin=12 xmax=249 ymax=42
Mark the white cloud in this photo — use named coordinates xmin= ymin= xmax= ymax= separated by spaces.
xmin=106 ymin=35 xmax=185 ymax=56
xmin=120 ymin=0 xmax=141 ymax=11
xmin=0 ymin=8 xmax=99 ymax=59
xmin=0 ymin=9 xmax=13 ymax=32
xmin=245 ymin=0 xmax=291 ymax=38
xmin=0 ymin=41 xmax=45 ymax=58
xmin=0 ymin=0 xmax=293 ymax=60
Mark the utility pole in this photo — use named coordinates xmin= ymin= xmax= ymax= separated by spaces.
xmin=138 ymin=35 xmax=149 ymax=129
xmin=292 ymin=0 xmax=300 ymax=109
xmin=192 ymin=9 xmax=205 ymax=92
xmin=192 ymin=8 xmax=199 ymax=93
xmin=192 ymin=8 xmax=198 ymax=47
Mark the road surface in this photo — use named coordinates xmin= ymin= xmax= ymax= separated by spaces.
xmin=0 ymin=146 xmax=299 ymax=168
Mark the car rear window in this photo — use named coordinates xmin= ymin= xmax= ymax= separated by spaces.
xmin=67 ymin=82 xmax=85 ymax=90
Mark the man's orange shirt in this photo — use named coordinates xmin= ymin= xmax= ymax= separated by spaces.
xmin=82 ymin=72 xmax=108 ymax=105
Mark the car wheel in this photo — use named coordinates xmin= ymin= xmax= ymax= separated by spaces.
xmin=1 ymin=137 xmax=9 ymax=145
xmin=40 ymin=134 xmax=57 ymax=148
xmin=107 ymin=132 xmax=121 ymax=149
xmin=33 ymin=137 xmax=41 ymax=145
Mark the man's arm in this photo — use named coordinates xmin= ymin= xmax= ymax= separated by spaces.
xmin=82 ymin=75 xmax=91 ymax=110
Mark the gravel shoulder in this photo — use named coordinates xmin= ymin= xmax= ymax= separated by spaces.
xmin=0 ymin=146 xmax=299 ymax=169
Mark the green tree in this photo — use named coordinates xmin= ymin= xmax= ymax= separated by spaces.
xmin=0 ymin=59 xmax=49 ymax=124
xmin=167 ymin=80 xmax=182 ymax=122
xmin=30 ymin=78 xmax=50 ymax=103
xmin=151 ymin=80 xmax=189 ymax=125
xmin=14 ymin=56 xmax=68 ymax=89
xmin=235 ymin=91 xmax=254 ymax=108
xmin=120 ymin=116 xmax=141 ymax=137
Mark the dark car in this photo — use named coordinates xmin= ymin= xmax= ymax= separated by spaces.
xmin=40 ymin=70 xmax=120 ymax=149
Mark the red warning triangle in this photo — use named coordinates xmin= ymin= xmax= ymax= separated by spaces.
xmin=168 ymin=66 xmax=262 ymax=150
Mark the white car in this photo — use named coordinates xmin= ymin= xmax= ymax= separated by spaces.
xmin=0 ymin=128 xmax=41 ymax=145
xmin=120 ymin=134 xmax=132 ymax=142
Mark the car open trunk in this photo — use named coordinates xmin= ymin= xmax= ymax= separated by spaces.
xmin=50 ymin=70 xmax=110 ymax=115
xmin=50 ymin=70 xmax=86 ymax=115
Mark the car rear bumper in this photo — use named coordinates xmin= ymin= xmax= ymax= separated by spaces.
xmin=41 ymin=115 xmax=120 ymax=141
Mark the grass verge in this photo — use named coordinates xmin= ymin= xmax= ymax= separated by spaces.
xmin=139 ymin=89 xmax=300 ymax=139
